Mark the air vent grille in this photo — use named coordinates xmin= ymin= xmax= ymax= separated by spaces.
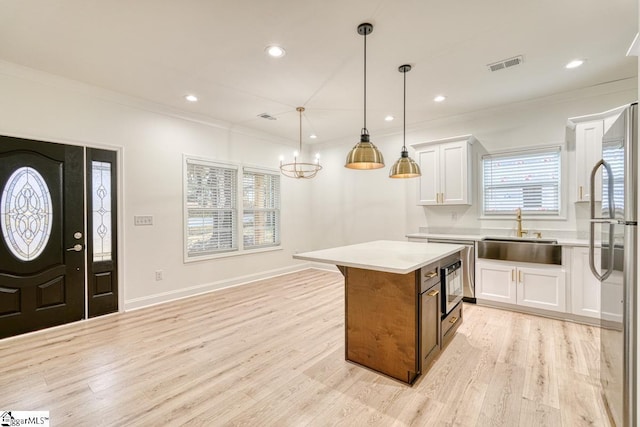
xmin=487 ymin=55 xmax=524 ymax=72
xmin=257 ymin=113 xmax=277 ymax=120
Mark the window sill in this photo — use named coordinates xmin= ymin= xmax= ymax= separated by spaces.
xmin=184 ymin=245 xmax=282 ymax=263
xmin=479 ymin=215 xmax=567 ymax=221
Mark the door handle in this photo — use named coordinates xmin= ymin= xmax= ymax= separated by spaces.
xmin=511 ymin=269 xmax=516 ymax=282
xmin=589 ymin=159 xmax=615 ymax=281
xmin=427 ymin=289 xmax=439 ymax=297
xmin=518 ymin=271 xmax=523 ymax=283
xmin=66 ymin=244 xmax=84 ymax=252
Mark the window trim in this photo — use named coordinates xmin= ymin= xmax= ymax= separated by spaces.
xmin=183 ymin=155 xmax=282 ymax=263
xmin=479 ymin=144 xmax=567 ymax=220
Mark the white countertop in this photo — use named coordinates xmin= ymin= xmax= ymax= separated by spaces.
xmin=293 ymin=240 xmax=464 ymax=275
xmin=406 ymin=232 xmax=589 ymax=247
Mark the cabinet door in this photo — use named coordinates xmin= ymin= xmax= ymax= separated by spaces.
xmin=475 ymin=260 xmax=516 ymax=304
xmin=417 ymin=147 xmax=440 ymax=205
xmin=575 ymin=120 xmax=603 ymax=202
xmin=440 ymin=141 xmax=469 ymax=205
xmin=571 ymin=247 xmax=601 ymax=318
xmin=517 ymin=265 xmax=566 ymax=312
xmin=420 ymin=284 xmax=441 ymax=371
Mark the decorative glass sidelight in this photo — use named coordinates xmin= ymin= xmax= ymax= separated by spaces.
xmin=1 ymin=167 xmax=53 ymax=261
xmin=92 ymin=161 xmax=112 ymax=262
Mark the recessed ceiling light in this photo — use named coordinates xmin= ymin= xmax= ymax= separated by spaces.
xmin=185 ymin=94 xmax=198 ymax=102
xmin=310 ymin=134 xmax=317 ymax=139
xmin=385 ymin=115 xmax=394 ymax=121
xmin=565 ymin=59 xmax=584 ymax=69
xmin=265 ymin=45 xmax=286 ymax=58
xmin=434 ymin=95 xmax=446 ymax=103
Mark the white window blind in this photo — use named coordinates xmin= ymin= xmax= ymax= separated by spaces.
xmin=602 ymin=140 xmax=625 ymax=216
xmin=483 ymin=148 xmax=561 ymax=215
xmin=243 ymin=169 xmax=280 ymax=249
xmin=185 ymin=159 xmax=237 ymax=257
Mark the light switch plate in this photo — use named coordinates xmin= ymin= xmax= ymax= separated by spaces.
xmin=134 ymin=215 xmax=153 ymax=226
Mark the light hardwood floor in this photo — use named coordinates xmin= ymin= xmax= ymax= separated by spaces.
xmin=0 ymin=269 xmax=610 ymax=426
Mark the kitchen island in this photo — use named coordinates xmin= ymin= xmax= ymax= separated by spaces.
xmin=293 ymin=240 xmax=464 ymax=384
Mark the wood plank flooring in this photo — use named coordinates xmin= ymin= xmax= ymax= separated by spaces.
xmin=0 ymin=269 xmax=610 ymax=426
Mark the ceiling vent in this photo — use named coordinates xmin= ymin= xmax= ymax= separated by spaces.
xmin=487 ymin=55 xmax=524 ymax=72
xmin=257 ymin=113 xmax=277 ymax=120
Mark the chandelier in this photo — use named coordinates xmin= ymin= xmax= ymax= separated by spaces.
xmin=279 ymin=107 xmax=322 ymax=179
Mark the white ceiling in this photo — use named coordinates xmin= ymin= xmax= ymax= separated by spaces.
xmin=0 ymin=0 xmax=637 ymax=146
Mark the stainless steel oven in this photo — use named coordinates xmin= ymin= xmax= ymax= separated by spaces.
xmin=441 ymin=260 xmax=463 ymax=316
xmin=427 ymin=238 xmax=475 ymax=303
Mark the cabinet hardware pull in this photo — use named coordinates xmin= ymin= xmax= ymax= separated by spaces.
xmin=579 ymin=186 xmax=583 ymax=200
xmin=440 ymin=193 xmax=444 ymax=203
xmin=427 ymin=289 xmax=440 ymax=297
xmin=511 ymin=270 xmax=515 ymax=281
xmin=425 ymin=271 xmax=438 ymax=278
xmin=435 ymin=192 xmax=439 ymax=203
xmin=519 ymin=271 xmax=523 ymax=283
xmin=449 ymin=316 xmax=458 ymax=324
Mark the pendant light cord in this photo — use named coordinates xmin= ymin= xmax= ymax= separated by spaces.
xmin=402 ymin=68 xmax=407 ymax=152
xmin=299 ymin=108 xmax=303 ymax=153
xmin=363 ymin=31 xmax=367 ymax=133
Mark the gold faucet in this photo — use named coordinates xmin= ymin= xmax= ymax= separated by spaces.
xmin=516 ymin=208 xmax=527 ymax=237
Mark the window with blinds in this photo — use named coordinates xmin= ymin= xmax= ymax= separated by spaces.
xmin=482 ymin=147 xmax=561 ymax=215
xmin=602 ymin=140 xmax=625 ymax=216
xmin=185 ymin=159 xmax=237 ymax=257
xmin=243 ymin=169 xmax=280 ymax=249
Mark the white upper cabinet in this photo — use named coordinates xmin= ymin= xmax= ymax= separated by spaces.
xmin=569 ymin=105 xmax=627 ymax=203
xmin=412 ymin=135 xmax=475 ymax=206
xmin=574 ymin=120 xmax=603 ymax=202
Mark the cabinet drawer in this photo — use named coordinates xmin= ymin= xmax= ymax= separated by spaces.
xmin=442 ymin=301 xmax=463 ymax=345
xmin=420 ymin=263 xmax=440 ymax=293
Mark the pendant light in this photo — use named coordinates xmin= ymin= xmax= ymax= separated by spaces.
xmin=345 ymin=23 xmax=384 ymax=170
xmin=279 ymin=107 xmax=322 ymax=179
xmin=389 ymin=64 xmax=421 ymax=178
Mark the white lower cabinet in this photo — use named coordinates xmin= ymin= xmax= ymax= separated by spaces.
xmin=570 ymin=246 xmax=622 ymax=322
xmin=476 ymin=259 xmax=566 ymax=313
xmin=570 ymin=247 xmax=601 ymax=318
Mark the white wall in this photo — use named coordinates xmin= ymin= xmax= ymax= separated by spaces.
xmin=0 ymin=61 xmax=313 ymax=310
xmin=0 ymin=60 xmax=636 ymax=312
xmin=311 ymin=78 xmax=637 ymax=246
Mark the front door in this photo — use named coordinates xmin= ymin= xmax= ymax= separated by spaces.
xmin=0 ymin=136 xmax=85 ymax=338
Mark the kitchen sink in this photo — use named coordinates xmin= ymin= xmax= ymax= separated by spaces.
xmin=482 ymin=236 xmax=558 ymax=244
xmin=477 ymin=237 xmax=562 ymax=265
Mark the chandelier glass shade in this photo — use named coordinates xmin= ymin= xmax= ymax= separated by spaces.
xmin=279 ymin=107 xmax=322 ymax=179
xmin=345 ymin=23 xmax=385 ymax=170
xmin=389 ymin=64 xmax=421 ymax=179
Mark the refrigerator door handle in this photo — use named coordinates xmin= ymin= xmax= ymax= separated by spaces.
xmin=590 ymin=159 xmax=615 ymax=220
xmin=588 ymin=159 xmax=616 ymax=281
xmin=589 ymin=221 xmax=615 ymax=281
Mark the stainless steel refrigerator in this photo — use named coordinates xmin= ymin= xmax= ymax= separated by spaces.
xmin=589 ymin=102 xmax=637 ymax=427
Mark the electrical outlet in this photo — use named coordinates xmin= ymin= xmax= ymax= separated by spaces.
xmin=134 ymin=215 xmax=153 ymax=226
xmin=155 ymin=270 xmax=163 ymax=281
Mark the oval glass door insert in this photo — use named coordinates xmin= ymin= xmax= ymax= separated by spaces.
xmin=1 ymin=166 xmax=53 ymax=261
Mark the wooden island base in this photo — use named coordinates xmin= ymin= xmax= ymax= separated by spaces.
xmin=342 ymin=251 xmax=462 ymax=385
xmin=293 ymin=240 xmax=465 ymax=385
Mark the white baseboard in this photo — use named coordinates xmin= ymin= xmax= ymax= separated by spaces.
xmin=124 ymin=262 xmax=323 ymax=311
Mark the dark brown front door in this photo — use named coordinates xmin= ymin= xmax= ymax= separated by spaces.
xmin=0 ymin=136 xmax=85 ymax=338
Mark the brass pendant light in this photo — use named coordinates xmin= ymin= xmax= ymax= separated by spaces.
xmin=389 ymin=64 xmax=421 ymax=178
xmin=345 ymin=23 xmax=384 ymax=170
